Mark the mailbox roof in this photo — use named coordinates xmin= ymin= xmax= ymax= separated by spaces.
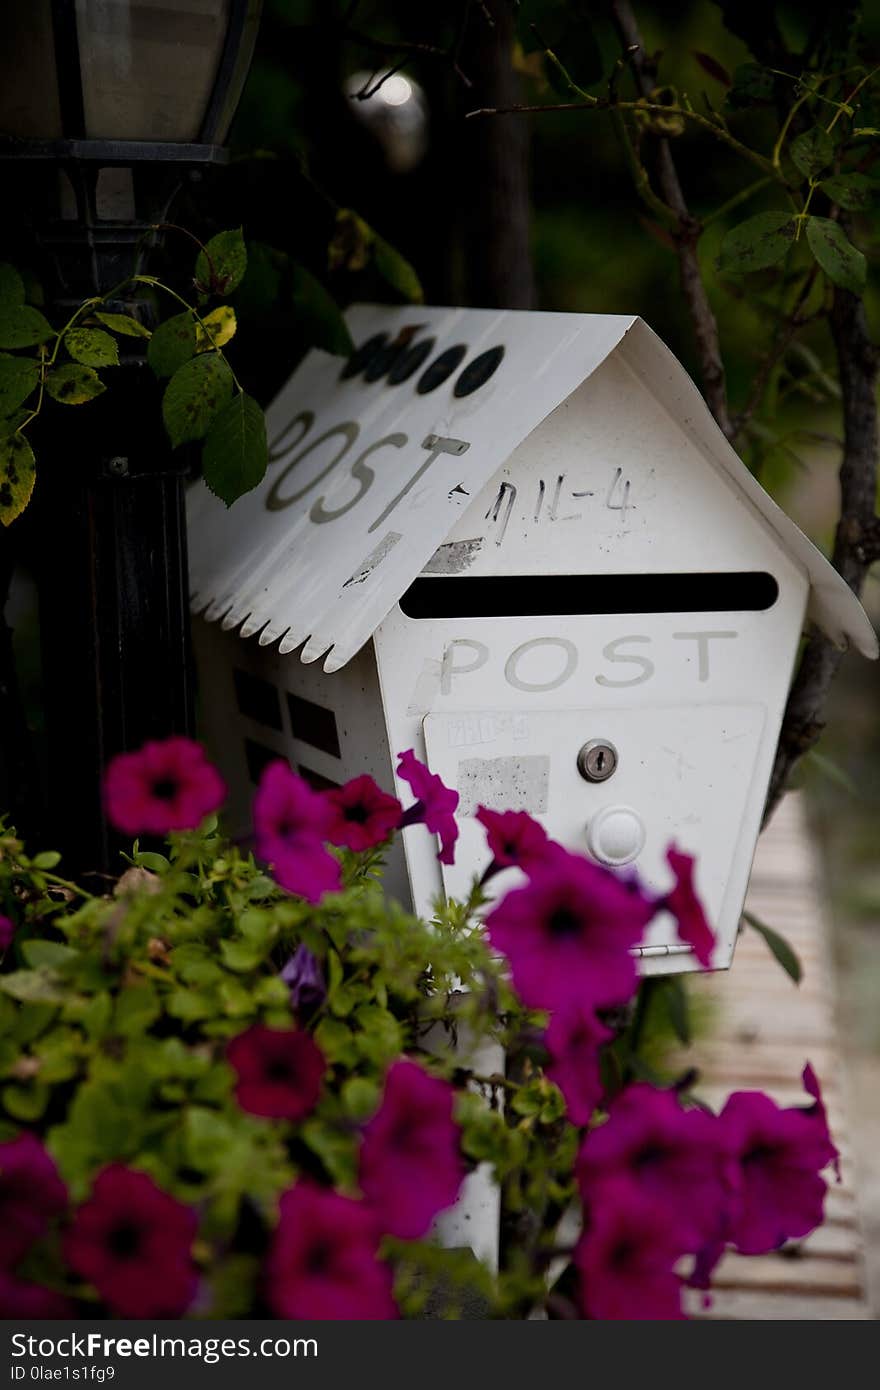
xmin=188 ymin=305 xmax=877 ymax=669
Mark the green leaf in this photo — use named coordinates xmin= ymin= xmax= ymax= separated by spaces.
xmin=790 ymin=125 xmax=834 ymax=180
xmin=196 ymin=229 xmax=247 ymax=297
xmin=313 ymin=1016 xmax=357 ymax=1067
xmin=219 ymin=939 xmax=265 ymax=973
xmin=162 ymin=352 xmax=233 ymax=448
xmin=31 ymin=850 xmax=61 ymax=870
xmin=0 ymin=263 xmax=25 ymax=308
xmin=662 ymin=976 xmax=691 ymax=1045
xmin=0 ymin=357 xmax=39 ymax=416
xmin=0 ymin=432 xmax=36 ymax=526
xmin=0 ymin=411 xmax=29 ymax=439
xmin=805 ymin=216 xmax=866 ymax=293
xmin=328 ymin=210 xmax=374 ymax=273
xmin=95 ymin=311 xmax=151 ymax=339
xmin=195 ymin=305 xmax=237 ymax=352
xmin=65 ymin=327 xmax=119 ymax=368
xmin=743 ymin=911 xmax=802 ymax=984
xmin=718 ymin=211 xmax=797 ymax=274
xmin=727 ymin=62 xmax=774 ymax=109
xmin=290 ymin=264 xmax=354 ymax=357
xmin=201 ymin=392 xmax=267 ymax=506
xmin=0 ymin=969 xmax=65 ymax=1004
xmin=2 ymin=1081 xmax=50 ymax=1121
xmin=114 ymin=983 xmax=161 ymax=1036
xmin=167 ymin=988 xmax=217 ymax=1022
xmin=0 ymin=305 xmax=53 ymax=350
xmin=373 ymin=235 xmax=423 ymax=304
xmin=21 ymin=941 xmax=77 ymax=971
xmin=819 ymin=173 xmax=880 ymax=211
xmin=147 ymin=311 xmax=198 ymax=378
xmin=341 ymin=1075 xmax=380 ymax=1121
xmin=45 ymin=363 xmax=106 ymax=405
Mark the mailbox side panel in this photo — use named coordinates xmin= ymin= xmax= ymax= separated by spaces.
xmin=192 ymin=617 xmax=408 ymax=900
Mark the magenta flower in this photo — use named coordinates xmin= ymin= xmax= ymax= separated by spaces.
xmin=0 ymin=1270 xmax=73 ymax=1318
xmin=267 ymin=1183 xmax=397 ymax=1319
xmin=63 ymin=1165 xmax=197 ymax=1318
xmin=662 ymin=847 xmax=715 ymax=968
xmin=575 ymin=1178 xmax=687 ymax=1320
xmin=281 ymin=943 xmax=326 ymax=1014
xmin=0 ymin=1133 xmax=68 ymax=1269
xmin=718 ymin=1069 xmax=838 ymax=1254
xmin=545 ymin=1006 xmax=612 ymax=1126
xmin=104 ymin=736 xmax=225 ymax=836
xmin=359 ymin=1059 xmax=464 ymax=1240
xmin=325 ymin=775 xmax=401 ymax=852
xmin=0 ymin=915 xmax=15 ymax=951
xmin=253 ymin=761 xmax=341 ymax=902
xmin=396 ymin=749 xmax=459 ymax=865
xmin=576 ymin=1083 xmax=729 ymax=1250
xmin=227 ymin=1023 xmax=325 ymax=1121
xmin=475 ymin=807 xmax=552 ymax=876
xmin=484 ymin=849 xmax=654 ymax=1012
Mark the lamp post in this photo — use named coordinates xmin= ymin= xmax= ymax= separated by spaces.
xmin=0 ymin=1 xmax=262 ymax=874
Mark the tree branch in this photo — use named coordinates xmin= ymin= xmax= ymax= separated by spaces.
xmin=764 ymin=284 xmax=880 ymax=820
xmin=609 ymin=0 xmax=734 ymax=440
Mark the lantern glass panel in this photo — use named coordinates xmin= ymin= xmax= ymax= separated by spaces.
xmin=0 ymin=2 xmax=64 ymax=139
xmin=75 ymin=0 xmax=231 ymax=141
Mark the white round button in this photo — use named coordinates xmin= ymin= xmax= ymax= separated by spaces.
xmin=586 ymin=805 xmax=646 ymax=866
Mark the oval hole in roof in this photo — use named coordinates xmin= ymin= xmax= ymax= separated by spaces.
xmin=387 ymin=336 xmax=436 ymax=385
xmin=453 ymin=345 xmax=505 ymax=397
xmin=339 ymin=333 xmax=389 ymax=381
xmin=416 ymin=344 xmax=468 ymax=395
xmin=364 ymin=341 xmax=405 ymax=382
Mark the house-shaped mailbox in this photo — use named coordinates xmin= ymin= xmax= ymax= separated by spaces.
xmin=188 ymin=304 xmax=877 ymax=975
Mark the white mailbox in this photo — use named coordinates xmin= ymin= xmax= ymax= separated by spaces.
xmin=188 ymin=304 xmax=877 ymax=974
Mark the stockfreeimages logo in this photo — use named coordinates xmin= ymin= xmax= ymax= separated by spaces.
xmin=10 ymin=1333 xmax=317 ymax=1368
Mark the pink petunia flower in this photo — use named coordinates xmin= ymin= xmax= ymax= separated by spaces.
xmin=325 ymin=775 xmax=402 ymax=853
xmin=576 ymin=1082 xmax=729 ymax=1251
xmin=266 ymin=1183 xmax=397 ymax=1319
xmin=0 ymin=916 xmax=15 ymax=951
xmin=484 ymin=849 xmax=654 ymax=1012
xmin=359 ymin=1059 xmax=465 ymax=1240
xmin=718 ymin=1070 xmax=839 ymax=1254
xmin=396 ymin=750 xmax=459 ymax=865
xmin=227 ymin=1023 xmax=325 ymax=1121
xmin=253 ymin=761 xmax=341 ymax=902
xmin=0 ymin=1270 xmax=73 ymax=1318
xmin=63 ymin=1165 xmax=197 ymax=1318
xmin=545 ymin=1005 xmax=612 ymax=1126
xmin=0 ymin=1133 xmax=68 ymax=1269
xmin=661 ymin=847 xmax=715 ymax=968
xmin=475 ymin=807 xmax=553 ymax=877
xmin=575 ymin=1178 xmax=688 ymax=1320
xmin=104 ymin=736 xmax=226 ymax=836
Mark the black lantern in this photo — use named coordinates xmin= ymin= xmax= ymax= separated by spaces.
xmin=0 ymin=2 xmax=262 ymax=874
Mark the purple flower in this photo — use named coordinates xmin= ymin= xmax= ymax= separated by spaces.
xmin=396 ymin=750 xmax=459 ymax=865
xmin=475 ymin=807 xmax=553 ymax=877
xmin=575 ymin=1178 xmax=687 ymax=1320
xmin=227 ymin=1024 xmax=325 ymax=1121
xmin=64 ymin=1165 xmax=197 ymax=1318
xmin=266 ymin=1183 xmax=397 ymax=1320
xmin=281 ymin=944 xmax=326 ymax=1014
xmin=0 ymin=1270 xmax=73 ymax=1318
xmin=662 ymin=847 xmax=715 ymax=968
xmin=325 ymin=775 xmax=401 ymax=852
xmin=545 ymin=1006 xmax=612 ymax=1126
xmin=104 ymin=736 xmax=226 ymax=836
xmin=253 ymin=761 xmax=341 ymax=903
xmin=576 ymin=1083 xmax=729 ymax=1251
xmin=0 ymin=1133 xmax=68 ymax=1269
xmin=718 ymin=1067 xmax=838 ymax=1254
xmin=484 ymin=849 xmax=654 ymax=1012
xmin=0 ymin=916 xmax=15 ymax=951
xmin=359 ymin=1059 xmax=465 ymax=1240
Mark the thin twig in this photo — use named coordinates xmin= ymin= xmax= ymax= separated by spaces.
xmin=610 ymin=0 xmax=735 ymax=440
xmin=732 ymin=265 xmax=820 ymax=440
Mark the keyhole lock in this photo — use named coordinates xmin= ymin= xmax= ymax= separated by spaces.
xmin=577 ymin=739 xmax=618 ymax=784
